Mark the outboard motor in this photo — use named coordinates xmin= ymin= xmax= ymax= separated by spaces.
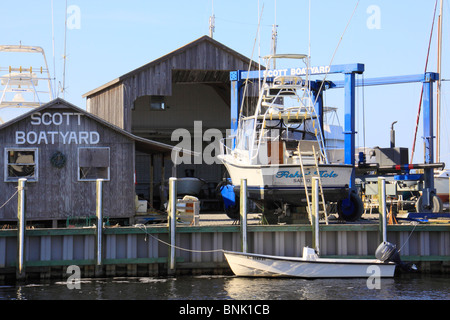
xmin=375 ymin=241 xmax=417 ymax=272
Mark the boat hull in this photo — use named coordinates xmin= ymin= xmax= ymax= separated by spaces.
xmin=223 ymin=251 xmax=396 ymax=278
xmin=435 ymin=170 xmax=449 ymax=203
xmin=219 ymin=157 xmax=352 ymax=206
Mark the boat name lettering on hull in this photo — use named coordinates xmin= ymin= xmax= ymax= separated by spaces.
xmin=247 ymin=256 xmax=266 ymax=261
xmin=275 ymin=170 xmax=338 ymax=179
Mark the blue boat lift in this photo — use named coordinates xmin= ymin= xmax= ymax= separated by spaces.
xmin=229 ymin=63 xmax=445 ymax=215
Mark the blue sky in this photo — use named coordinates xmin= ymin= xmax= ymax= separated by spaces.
xmin=1 ymin=0 xmax=449 ymax=167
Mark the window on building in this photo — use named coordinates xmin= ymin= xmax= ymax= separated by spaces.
xmin=150 ymin=96 xmax=165 ymax=110
xmin=5 ymin=148 xmax=38 ymax=182
xmin=133 ymin=95 xmax=166 ymax=111
xmin=78 ymin=147 xmax=110 ymax=181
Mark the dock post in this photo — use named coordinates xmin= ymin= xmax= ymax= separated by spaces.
xmin=16 ymin=178 xmax=27 ymax=280
xmin=378 ymin=177 xmax=387 ymax=243
xmin=312 ymin=177 xmax=320 ymax=254
xmin=168 ymin=177 xmax=177 ymax=275
xmin=95 ymin=179 xmax=104 ymax=275
xmin=240 ymin=179 xmax=248 ymax=253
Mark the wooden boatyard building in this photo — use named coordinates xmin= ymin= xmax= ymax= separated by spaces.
xmin=83 ymin=36 xmax=261 ymax=209
xmin=0 ymin=98 xmax=176 ymax=227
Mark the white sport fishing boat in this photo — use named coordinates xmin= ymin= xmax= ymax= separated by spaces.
xmin=0 ymin=45 xmax=53 ymax=124
xmin=218 ymin=54 xmax=361 ymax=222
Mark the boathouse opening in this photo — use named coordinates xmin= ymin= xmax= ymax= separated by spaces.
xmin=83 ymin=36 xmax=262 ymax=212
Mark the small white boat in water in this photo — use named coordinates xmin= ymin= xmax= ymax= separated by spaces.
xmin=223 ymin=242 xmax=410 ymax=278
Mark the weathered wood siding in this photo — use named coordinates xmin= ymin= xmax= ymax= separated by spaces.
xmin=87 ymin=82 xmax=124 ymax=129
xmin=86 ymin=36 xmax=259 ymax=132
xmin=0 ymin=103 xmax=135 ymax=220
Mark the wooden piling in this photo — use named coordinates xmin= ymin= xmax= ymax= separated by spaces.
xmin=16 ymin=178 xmax=27 ymax=280
xmin=378 ymin=177 xmax=387 ymax=243
xmin=95 ymin=179 xmax=104 ymax=276
xmin=312 ymin=177 xmax=320 ymax=254
xmin=240 ymin=179 xmax=248 ymax=253
xmin=168 ymin=177 xmax=177 ymax=275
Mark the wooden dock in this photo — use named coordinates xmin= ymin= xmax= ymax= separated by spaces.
xmin=1 ymin=216 xmax=449 ymax=280
xmin=1 ymin=178 xmax=449 ymax=281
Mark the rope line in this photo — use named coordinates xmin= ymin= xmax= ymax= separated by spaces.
xmin=134 ymin=224 xmax=224 ymax=254
xmin=0 ymin=190 xmax=19 ymax=211
xmin=411 ymin=0 xmax=439 ymax=163
xmin=398 ymin=222 xmax=419 ymax=253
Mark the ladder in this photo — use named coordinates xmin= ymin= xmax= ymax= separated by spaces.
xmin=304 ymin=92 xmax=328 ymax=164
xmin=297 ymin=143 xmax=329 ymax=225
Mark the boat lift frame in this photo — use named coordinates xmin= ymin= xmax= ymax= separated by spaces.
xmin=230 ymin=64 xmax=443 ymax=209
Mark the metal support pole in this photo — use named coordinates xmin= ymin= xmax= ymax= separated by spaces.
xmin=240 ymin=179 xmax=248 ymax=253
xmin=95 ymin=179 xmax=104 ymax=267
xmin=313 ymin=90 xmax=324 ymax=143
xmin=312 ymin=177 xmax=320 ymax=254
xmin=344 ymin=72 xmax=356 ymax=190
xmin=422 ymin=74 xmax=436 ymax=207
xmin=16 ymin=178 xmax=27 ymax=280
xmin=378 ymin=177 xmax=387 ymax=243
xmin=230 ymin=71 xmax=244 ymax=149
xmin=168 ymin=177 xmax=177 ymax=274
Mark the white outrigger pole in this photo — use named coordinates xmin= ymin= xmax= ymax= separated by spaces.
xmin=0 ymin=45 xmax=53 ymax=124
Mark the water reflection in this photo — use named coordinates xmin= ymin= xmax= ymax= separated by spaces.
xmin=222 ymin=276 xmax=402 ymax=300
xmin=0 ymin=274 xmax=448 ymax=300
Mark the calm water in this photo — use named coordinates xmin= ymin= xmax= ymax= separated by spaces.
xmin=0 ymin=274 xmax=449 ymax=301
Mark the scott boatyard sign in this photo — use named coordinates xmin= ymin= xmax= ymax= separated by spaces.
xmin=263 ymin=65 xmax=331 ymax=78
xmin=15 ymin=111 xmax=100 ymax=145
